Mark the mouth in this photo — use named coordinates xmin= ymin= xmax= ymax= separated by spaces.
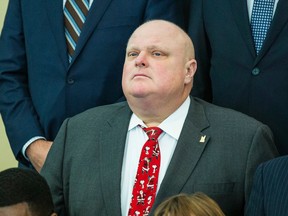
xmin=133 ymin=74 xmax=149 ymax=79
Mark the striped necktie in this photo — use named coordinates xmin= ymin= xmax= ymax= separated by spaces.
xmin=251 ymin=0 xmax=275 ymax=54
xmin=64 ymin=0 xmax=89 ymax=62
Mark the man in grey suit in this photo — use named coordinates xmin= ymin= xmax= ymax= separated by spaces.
xmin=41 ymin=20 xmax=278 ymax=216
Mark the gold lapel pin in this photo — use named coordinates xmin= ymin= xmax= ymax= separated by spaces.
xmin=199 ymin=135 xmax=206 ymax=143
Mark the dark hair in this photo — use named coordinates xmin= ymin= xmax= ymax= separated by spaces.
xmin=0 ymin=168 xmax=54 ymax=216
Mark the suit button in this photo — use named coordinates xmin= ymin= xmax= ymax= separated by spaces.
xmin=252 ymin=68 xmax=260 ymax=76
xmin=67 ymin=78 xmax=74 ymax=84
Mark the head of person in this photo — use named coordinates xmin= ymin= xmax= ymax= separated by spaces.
xmin=154 ymin=192 xmax=225 ymax=216
xmin=122 ymin=20 xmax=197 ymax=125
xmin=0 ymin=168 xmax=57 ymax=216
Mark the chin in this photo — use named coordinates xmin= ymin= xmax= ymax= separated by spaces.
xmin=131 ymin=92 xmax=149 ymax=98
xmin=125 ymin=89 xmax=150 ymax=99
xmin=125 ymin=84 xmax=149 ymax=96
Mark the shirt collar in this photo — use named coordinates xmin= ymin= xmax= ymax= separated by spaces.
xmin=128 ymin=96 xmax=191 ymax=140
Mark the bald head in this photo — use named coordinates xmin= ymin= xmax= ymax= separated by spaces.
xmin=122 ymin=20 xmax=197 ymax=125
xmin=128 ymin=20 xmax=195 ymax=61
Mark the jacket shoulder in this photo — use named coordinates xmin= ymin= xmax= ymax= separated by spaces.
xmin=194 ymin=97 xmax=266 ymax=128
xmin=69 ymin=101 xmax=129 ymax=124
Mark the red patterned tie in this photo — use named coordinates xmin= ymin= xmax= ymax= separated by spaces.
xmin=128 ymin=126 xmax=163 ymax=216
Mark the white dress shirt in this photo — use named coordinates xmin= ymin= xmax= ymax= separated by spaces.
xmin=121 ymin=97 xmax=191 ymax=215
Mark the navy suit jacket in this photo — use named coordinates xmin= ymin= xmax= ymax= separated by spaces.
xmin=0 ymin=0 xmax=186 ymax=165
xmin=188 ymin=0 xmax=288 ymax=155
xmin=246 ymin=155 xmax=288 ymax=215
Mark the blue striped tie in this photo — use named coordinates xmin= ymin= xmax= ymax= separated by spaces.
xmin=64 ymin=0 xmax=89 ymax=62
xmin=251 ymin=0 xmax=275 ymax=54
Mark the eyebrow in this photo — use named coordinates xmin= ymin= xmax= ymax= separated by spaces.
xmin=127 ymin=45 xmax=166 ymax=52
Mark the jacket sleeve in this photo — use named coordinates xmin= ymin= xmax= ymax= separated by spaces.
xmin=245 ymin=163 xmax=265 ymax=215
xmin=188 ymin=0 xmax=213 ymax=101
xmin=0 ymin=0 xmax=44 ymax=165
xmin=41 ymin=119 xmax=69 ymax=216
xmin=244 ymin=125 xmax=278 ymax=205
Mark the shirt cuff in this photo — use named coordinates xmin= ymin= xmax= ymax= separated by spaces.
xmin=22 ymin=136 xmax=46 ymax=161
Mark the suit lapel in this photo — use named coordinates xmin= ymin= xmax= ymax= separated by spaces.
xmin=43 ymin=0 xmax=69 ymax=68
xmin=97 ymin=99 xmax=211 ymax=213
xmin=255 ymin=0 xmax=288 ymax=63
xmin=153 ymin=98 xmax=210 ymax=211
xmin=229 ymin=0 xmax=256 ymax=57
xmin=99 ymin=103 xmax=132 ymax=215
xmin=69 ymin=0 xmax=113 ymax=66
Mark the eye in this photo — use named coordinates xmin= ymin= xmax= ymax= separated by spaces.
xmin=127 ymin=51 xmax=139 ymax=57
xmin=152 ymin=51 xmax=162 ymax=56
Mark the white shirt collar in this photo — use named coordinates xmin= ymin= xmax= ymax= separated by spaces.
xmin=128 ymin=96 xmax=191 ymax=140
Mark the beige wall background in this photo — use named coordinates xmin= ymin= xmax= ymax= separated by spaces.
xmin=0 ymin=0 xmax=18 ymax=171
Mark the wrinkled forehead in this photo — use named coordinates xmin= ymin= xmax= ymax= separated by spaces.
xmin=127 ymin=37 xmax=167 ymax=50
xmin=127 ymin=25 xmax=183 ymax=51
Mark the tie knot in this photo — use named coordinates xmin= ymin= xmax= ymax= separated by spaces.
xmin=142 ymin=127 xmax=163 ymax=140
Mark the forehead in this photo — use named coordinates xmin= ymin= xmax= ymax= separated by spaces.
xmin=127 ymin=24 xmax=182 ymax=50
xmin=0 ymin=203 xmax=31 ymax=216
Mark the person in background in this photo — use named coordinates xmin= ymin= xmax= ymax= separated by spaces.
xmin=154 ymin=192 xmax=225 ymax=216
xmin=246 ymin=155 xmax=288 ymax=215
xmin=41 ymin=20 xmax=278 ymax=216
xmin=188 ymin=0 xmax=288 ymax=155
xmin=0 ymin=168 xmax=57 ymax=216
xmin=0 ymin=0 xmax=187 ymax=171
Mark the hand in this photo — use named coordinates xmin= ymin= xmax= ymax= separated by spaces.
xmin=26 ymin=139 xmax=53 ymax=172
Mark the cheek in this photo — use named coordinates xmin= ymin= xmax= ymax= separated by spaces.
xmin=121 ymin=69 xmax=129 ymax=91
xmin=163 ymin=72 xmax=186 ymax=91
xmin=122 ymin=64 xmax=131 ymax=80
xmin=156 ymin=68 xmax=183 ymax=83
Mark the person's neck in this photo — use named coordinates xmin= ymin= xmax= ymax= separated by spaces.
xmin=130 ymin=102 xmax=167 ymax=127
xmin=128 ymin=95 xmax=188 ymax=127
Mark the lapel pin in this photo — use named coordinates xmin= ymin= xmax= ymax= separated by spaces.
xmin=199 ymin=135 xmax=206 ymax=143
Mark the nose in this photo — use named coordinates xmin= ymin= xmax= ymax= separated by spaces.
xmin=135 ymin=52 xmax=148 ymax=67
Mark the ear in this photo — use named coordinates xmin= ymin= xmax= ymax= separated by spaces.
xmin=184 ymin=59 xmax=197 ymax=84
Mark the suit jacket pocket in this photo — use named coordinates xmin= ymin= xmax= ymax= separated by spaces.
xmin=193 ymin=182 xmax=236 ymax=194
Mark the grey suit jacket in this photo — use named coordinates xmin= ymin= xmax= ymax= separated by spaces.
xmin=41 ymin=97 xmax=278 ymax=216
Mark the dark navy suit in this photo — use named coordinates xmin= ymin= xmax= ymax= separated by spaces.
xmin=246 ymin=155 xmax=288 ymax=215
xmin=188 ymin=0 xmax=288 ymax=155
xmin=0 ymin=0 xmax=186 ymax=166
